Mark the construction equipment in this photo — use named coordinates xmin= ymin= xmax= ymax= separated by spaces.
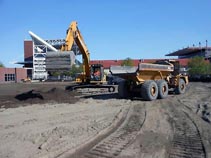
xmin=46 ymin=21 xmax=115 ymax=92
xmin=110 ymin=60 xmax=189 ymax=101
xmin=21 ymin=77 xmax=31 ymax=83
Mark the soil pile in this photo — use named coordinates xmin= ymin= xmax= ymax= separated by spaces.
xmin=0 ymin=84 xmax=79 ymax=109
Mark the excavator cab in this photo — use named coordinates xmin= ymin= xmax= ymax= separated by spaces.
xmin=90 ymin=64 xmax=104 ymax=82
xmin=75 ymin=64 xmax=105 ymax=84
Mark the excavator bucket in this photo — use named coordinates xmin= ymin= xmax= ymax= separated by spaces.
xmin=46 ymin=51 xmax=75 ymax=72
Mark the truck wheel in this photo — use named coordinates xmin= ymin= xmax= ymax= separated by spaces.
xmin=141 ymin=80 xmax=158 ymax=101
xmin=156 ymin=80 xmax=168 ymax=99
xmin=175 ymin=79 xmax=186 ymax=94
xmin=118 ymin=81 xmax=129 ymax=98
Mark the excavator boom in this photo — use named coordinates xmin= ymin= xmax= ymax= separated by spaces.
xmin=46 ymin=21 xmax=91 ymax=82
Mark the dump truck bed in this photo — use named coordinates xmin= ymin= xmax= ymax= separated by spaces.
xmin=110 ymin=65 xmax=138 ymax=75
xmin=110 ymin=63 xmax=174 ymax=82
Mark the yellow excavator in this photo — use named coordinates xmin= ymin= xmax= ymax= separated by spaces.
xmin=61 ymin=21 xmax=105 ymax=84
xmin=46 ymin=21 xmax=115 ymax=92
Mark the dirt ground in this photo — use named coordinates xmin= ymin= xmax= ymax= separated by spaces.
xmin=0 ymin=82 xmax=211 ymax=158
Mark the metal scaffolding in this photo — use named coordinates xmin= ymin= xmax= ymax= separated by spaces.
xmin=32 ymin=44 xmax=48 ymax=80
xmin=29 ymin=31 xmax=80 ymax=80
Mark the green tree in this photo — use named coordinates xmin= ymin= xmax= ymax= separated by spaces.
xmin=69 ymin=64 xmax=83 ymax=77
xmin=51 ymin=71 xmax=61 ymax=77
xmin=0 ymin=61 xmax=4 ymax=67
xmin=121 ymin=57 xmax=134 ymax=66
xmin=50 ymin=64 xmax=83 ymax=77
xmin=188 ymin=56 xmax=211 ymax=75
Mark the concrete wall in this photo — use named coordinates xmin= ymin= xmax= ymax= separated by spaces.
xmin=0 ymin=68 xmax=27 ymax=83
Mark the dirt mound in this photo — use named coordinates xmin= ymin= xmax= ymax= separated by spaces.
xmin=0 ymin=87 xmax=79 ymax=109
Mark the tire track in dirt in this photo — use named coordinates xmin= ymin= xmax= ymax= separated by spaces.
xmin=166 ymin=98 xmax=206 ymax=158
xmin=171 ymin=82 xmax=211 ymax=158
xmin=177 ymin=82 xmax=211 ymax=120
xmin=79 ymin=103 xmax=146 ymax=158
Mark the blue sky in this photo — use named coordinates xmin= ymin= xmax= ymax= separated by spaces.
xmin=0 ymin=0 xmax=210 ymax=67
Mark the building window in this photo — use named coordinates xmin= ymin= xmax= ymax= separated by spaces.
xmin=4 ymin=74 xmax=15 ymax=82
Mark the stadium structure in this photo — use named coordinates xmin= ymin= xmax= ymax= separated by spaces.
xmin=166 ymin=41 xmax=211 ymax=61
xmin=17 ymin=31 xmax=80 ymax=80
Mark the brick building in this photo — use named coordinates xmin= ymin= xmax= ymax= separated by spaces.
xmin=0 ymin=68 xmax=27 ymax=83
xmin=24 ymin=40 xmax=33 ymax=68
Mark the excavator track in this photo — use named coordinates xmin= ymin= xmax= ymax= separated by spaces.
xmin=80 ymin=104 xmax=146 ymax=158
xmin=167 ymin=100 xmax=206 ymax=158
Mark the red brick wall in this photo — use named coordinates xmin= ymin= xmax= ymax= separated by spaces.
xmin=0 ymin=68 xmax=27 ymax=83
xmin=24 ymin=40 xmax=33 ymax=61
xmin=16 ymin=68 xmax=27 ymax=82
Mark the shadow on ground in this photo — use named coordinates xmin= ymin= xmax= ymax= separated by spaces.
xmin=81 ymin=93 xmax=147 ymax=101
xmin=82 ymin=93 xmax=119 ymax=100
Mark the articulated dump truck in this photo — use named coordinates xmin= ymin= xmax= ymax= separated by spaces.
xmin=110 ymin=60 xmax=189 ymax=101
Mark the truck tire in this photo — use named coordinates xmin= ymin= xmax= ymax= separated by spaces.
xmin=156 ymin=80 xmax=168 ymax=99
xmin=141 ymin=80 xmax=158 ymax=101
xmin=175 ymin=78 xmax=186 ymax=94
xmin=118 ymin=81 xmax=129 ymax=98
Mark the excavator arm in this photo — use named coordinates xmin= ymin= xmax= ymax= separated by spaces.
xmin=54 ymin=21 xmax=91 ymax=82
